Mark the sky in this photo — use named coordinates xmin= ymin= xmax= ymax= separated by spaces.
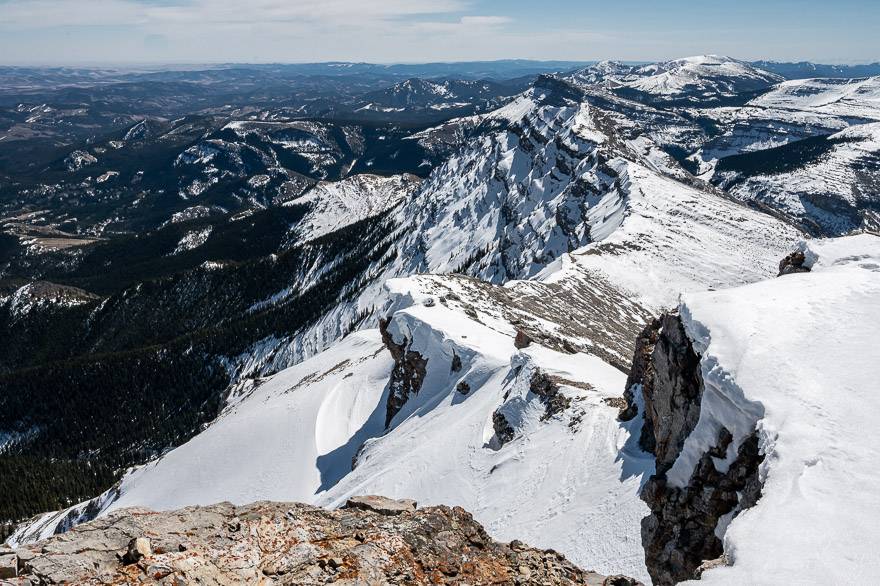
xmin=0 ymin=0 xmax=877 ymax=65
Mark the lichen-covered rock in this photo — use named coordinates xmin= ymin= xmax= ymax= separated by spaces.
xmin=0 ymin=552 xmax=17 ymax=579
xmin=123 ymin=536 xmax=152 ymax=564
xmin=6 ymin=500 xmax=632 ymax=585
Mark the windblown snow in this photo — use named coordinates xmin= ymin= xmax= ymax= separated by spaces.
xmin=675 ymin=234 xmax=880 ymax=584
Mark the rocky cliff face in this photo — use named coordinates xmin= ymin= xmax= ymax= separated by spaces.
xmin=380 ymin=318 xmax=428 ymax=427
xmin=635 ymin=313 xmax=706 ymax=472
xmin=1 ymin=497 xmax=642 ymax=585
xmin=623 ymin=313 xmax=764 ymax=586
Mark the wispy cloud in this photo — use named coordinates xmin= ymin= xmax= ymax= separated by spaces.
xmin=459 ymin=15 xmax=511 ymax=26
xmin=0 ymin=0 xmax=469 ymax=29
xmin=0 ymin=0 xmax=536 ymax=63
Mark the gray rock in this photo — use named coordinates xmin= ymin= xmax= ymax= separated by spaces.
xmin=638 ymin=312 xmax=705 ymax=472
xmin=514 ymin=329 xmax=532 ymax=349
xmin=630 ymin=312 xmax=766 ymax=586
xmin=778 ymin=250 xmax=811 ymax=276
xmin=492 ymin=410 xmax=516 ymax=446
xmin=124 ymin=537 xmax=152 ymax=564
xmin=380 ymin=318 xmax=429 ymax=427
xmin=0 ymin=553 xmax=17 ymax=579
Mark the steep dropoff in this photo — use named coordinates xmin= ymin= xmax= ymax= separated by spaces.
xmin=623 ymin=313 xmax=764 ymax=585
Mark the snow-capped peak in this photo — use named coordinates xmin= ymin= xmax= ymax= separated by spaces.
xmin=626 ymin=55 xmax=783 ymax=99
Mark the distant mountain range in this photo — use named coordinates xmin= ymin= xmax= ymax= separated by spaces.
xmin=752 ymin=60 xmax=880 ymax=79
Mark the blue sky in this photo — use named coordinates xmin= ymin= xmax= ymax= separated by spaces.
xmin=0 ymin=0 xmax=877 ymax=65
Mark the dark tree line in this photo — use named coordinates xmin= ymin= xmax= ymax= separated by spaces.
xmin=0 ymin=209 xmax=401 ymax=526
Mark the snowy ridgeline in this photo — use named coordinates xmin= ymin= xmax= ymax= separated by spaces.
xmin=9 ymin=279 xmax=656 ymax=581
xmin=675 ymin=234 xmax=880 ymax=584
xmin=225 ymin=85 xmax=804 ymax=382
xmin=573 ymin=55 xmax=784 ymax=100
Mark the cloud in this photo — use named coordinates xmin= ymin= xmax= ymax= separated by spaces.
xmin=459 ymin=15 xmax=512 ymax=26
xmin=410 ymin=14 xmax=513 ymax=35
xmin=0 ymin=0 xmax=532 ymax=63
xmin=0 ymin=0 xmax=469 ymax=29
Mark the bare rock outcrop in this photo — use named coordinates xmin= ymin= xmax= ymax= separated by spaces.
xmin=529 ymin=370 xmax=573 ymax=421
xmin=514 ymin=329 xmax=533 ymax=349
xmin=380 ymin=318 xmax=428 ymax=427
xmin=0 ymin=551 xmax=16 ymax=580
xmin=344 ymin=495 xmax=417 ymax=516
xmin=778 ymin=249 xmax=811 ymax=276
xmin=2 ymin=499 xmax=639 ymax=585
xmin=640 ymin=429 xmax=764 ymax=585
xmin=623 ymin=313 xmax=765 ymax=585
xmin=642 ymin=313 xmax=706 ymax=472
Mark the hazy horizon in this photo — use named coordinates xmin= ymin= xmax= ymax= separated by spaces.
xmin=3 ymin=57 xmax=880 ymax=70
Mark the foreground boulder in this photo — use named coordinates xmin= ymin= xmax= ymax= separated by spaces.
xmin=4 ymin=499 xmax=640 ymax=585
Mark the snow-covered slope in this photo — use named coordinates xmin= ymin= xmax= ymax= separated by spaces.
xmin=692 ymin=102 xmax=850 ymax=164
xmin=673 ymin=234 xmax=880 ymax=584
xmin=690 ymin=76 xmax=880 ymax=165
xmin=719 ymin=122 xmax=880 ymax=234
xmin=389 ymin=76 xmax=799 ymax=293
xmin=5 ymin=330 xmax=392 ymax=546
xmin=539 ymin=160 xmax=801 ymax=309
xmin=319 ymin=282 xmax=655 ymax=580
xmin=626 ymin=56 xmax=782 ymax=101
xmin=105 ymin=330 xmax=393 ymax=512
xmin=13 ymin=278 xmax=655 ymax=581
xmin=569 ymin=61 xmax=880 ymax=236
xmin=290 ymin=173 xmax=420 ymax=241
xmin=748 ymin=76 xmax=880 ymax=120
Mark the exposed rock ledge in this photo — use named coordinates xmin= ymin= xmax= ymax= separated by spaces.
xmin=1 ymin=497 xmax=642 ymax=585
xmin=622 ymin=313 xmax=763 ymax=586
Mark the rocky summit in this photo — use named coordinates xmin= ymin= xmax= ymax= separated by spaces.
xmin=1 ymin=497 xmax=642 ymax=585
